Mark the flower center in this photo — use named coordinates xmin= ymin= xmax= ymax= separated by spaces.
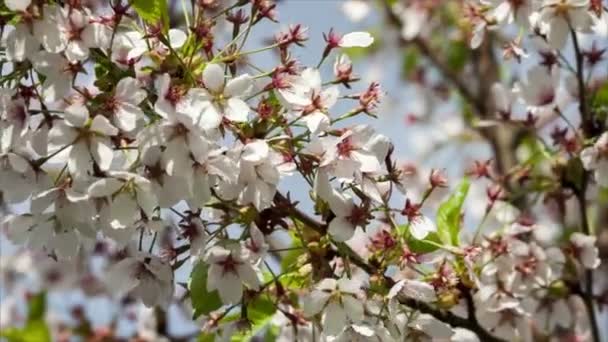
xmin=218 ymin=254 xmax=242 ymax=276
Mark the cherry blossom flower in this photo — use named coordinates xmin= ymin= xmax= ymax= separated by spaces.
xmin=580 ymin=132 xmax=608 ymax=187
xmin=302 ymin=277 xmax=364 ymax=336
xmin=569 ymin=232 xmax=601 ymax=269
xmin=197 ymin=64 xmax=253 ymax=130
xmin=32 ymin=52 xmax=77 ymax=102
xmin=49 ymin=103 xmax=118 ymax=178
xmin=538 ymin=0 xmax=592 ymax=49
xmin=205 ymin=245 xmax=261 ymax=304
xmin=105 ymin=250 xmax=174 ymax=308
xmin=278 ymin=68 xmax=339 ymax=134
xmin=106 ymin=77 xmax=147 ymax=132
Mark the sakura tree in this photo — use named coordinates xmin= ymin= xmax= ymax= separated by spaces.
xmin=0 ymin=0 xmax=607 ymax=341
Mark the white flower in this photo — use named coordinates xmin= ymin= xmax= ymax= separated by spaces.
xmin=394 ymin=4 xmax=428 ymax=40
xmin=107 ymin=77 xmax=147 ymax=132
xmin=105 ymin=250 xmax=174 ymax=308
xmin=569 ymin=232 xmax=600 ymax=269
xmin=235 ymin=140 xmax=281 ymax=211
xmin=138 ymin=145 xmax=191 ymax=208
xmin=338 ymin=32 xmax=374 ymax=48
xmin=88 ymin=171 xmax=158 ymax=230
xmin=580 ymin=132 xmax=608 ymax=187
xmin=409 ymin=215 xmax=437 ymax=240
xmin=5 ymin=0 xmax=31 ymax=11
xmin=197 ymin=64 xmax=253 ymax=130
xmin=476 ymin=304 xmax=529 ymax=341
xmin=325 ymin=191 xmax=369 ymax=242
xmin=538 ymin=0 xmax=592 ymax=49
xmin=341 ymin=1 xmax=371 ymax=23
xmin=492 ymin=200 xmax=521 ymax=224
xmin=126 ymin=28 xmax=187 ymax=61
xmin=517 ymin=66 xmax=560 ymax=108
xmin=41 ymin=6 xmax=109 ymax=61
xmin=5 ymin=22 xmax=38 ymax=62
xmin=319 ymin=124 xmax=389 ymax=182
xmin=32 ymin=51 xmax=75 ymax=102
xmin=49 ymin=103 xmax=118 ymax=179
xmin=206 ymin=245 xmax=261 ymax=304
xmin=3 ymin=214 xmax=82 ymax=260
xmin=302 ymin=277 xmax=364 ymax=337
xmin=278 ymin=68 xmax=339 ymax=134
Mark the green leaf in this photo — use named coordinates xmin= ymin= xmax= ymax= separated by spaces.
xmin=1 ymin=321 xmax=50 ymax=342
xmin=189 ymin=261 xmax=223 ymax=318
xmin=565 ymin=157 xmax=585 ymax=191
xmin=27 ymin=293 xmax=46 ymax=321
xmin=131 ymin=0 xmax=169 ymax=27
xmin=197 ymin=333 xmax=215 ymax=342
xmin=405 ymin=231 xmax=442 ymax=254
xmin=436 ymin=179 xmax=470 ymax=246
xmin=446 ymin=41 xmax=469 ymax=71
xmin=401 ymin=48 xmax=419 ymax=78
xmin=247 ymin=295 xmax=276 ymax=324
xmin=230 ymin=295 xmax=277 ymax=342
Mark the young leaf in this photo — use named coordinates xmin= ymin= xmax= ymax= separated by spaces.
xmin=189 ymin=261 xmax=223 ymax=318
xmin=436 ymin=178 xmax=470 ymax=246
xmin=131 ymin=0 xmax=169 ymax=28
xmin=406 ymin=231 xmax=442 ymax=254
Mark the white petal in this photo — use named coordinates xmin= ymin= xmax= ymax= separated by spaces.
xmin=339 ymin=31 xmax=374 ymax=47
xmin=5 ymin=0 xmax=31 ymax=11
xmin=109 ymin=193 xmax=138 ymax=229
xmin=224 ymin=98 xmax=249 ymax=122
xmin=342 ymin=296 xmax=364 ymax=323
xmin=216 ymin=272 xmax=243 ymax=304
xmin=225 ymin=74 xmax=253 ymax=98
xmin=410 ymin=215 xmax=436 ymax=240
xmin=168 ymin=29 xmax=187 ymax=48
xmin=199 ymin=104 xmax=223 ymax=130
xmin=237 ymin=264 xmax=261 ymax=290
xmin=90 ymin=115 xmax=118 ymax=136
xmin=548 ymin=17 xmax=569 ymax=49
xmin=106 ymin=259 xmax=140 ymax=297
xmin=114 ymin=103 xmax=141 ymax=131
xmin=64 ymin=104 xmax=89 ymax=127
xmin=328 ymin=216 xmax=355 ymax=242
xmin=88 ymin=178 xmax=123 ymax=197
xmin=320 ymin=86 xmax=339 ymax=109
xmin=203 ymin=64 xmax=225 ymax=93
xmin=302 ymin=111 xmax=329 ymax=133
xmin=65 ymin=40 xmax=89 ymax=62
xmin=322 ymin=302 xmax=347 ymax=336
xmin=91 ymin=138 xmax=114 ymax=171
xmin=115 ymin=77 xmax=146 ymax=103
xmin=68 ymin=143 xmax=92 ymax=178
xmin=302 ymin=290 xmax=331 ymax=317
xmin=242 ymin=140 xmax=269 ymax=163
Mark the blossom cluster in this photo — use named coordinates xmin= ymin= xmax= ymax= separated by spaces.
xmin=0 ymin=0 xmax=606 ymax=341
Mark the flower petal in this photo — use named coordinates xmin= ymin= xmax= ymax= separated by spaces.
xmin=339 ymin=31 xmax=374 ymax=47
